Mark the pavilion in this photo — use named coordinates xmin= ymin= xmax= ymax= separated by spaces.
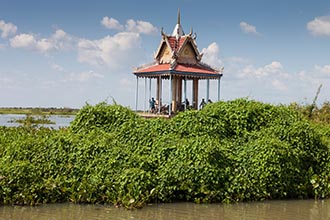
xmin=133 ymin=11 xmax=223 ymax=116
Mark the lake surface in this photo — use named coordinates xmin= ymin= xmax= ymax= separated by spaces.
xmin=0 ymin=114 xmax=75 ymax=129
xmin=1 ymin=200 xmax=330 ymax=220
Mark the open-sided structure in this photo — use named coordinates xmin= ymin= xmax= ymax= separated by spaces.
xmin=133 ymin=11 xmax=223 ymax=116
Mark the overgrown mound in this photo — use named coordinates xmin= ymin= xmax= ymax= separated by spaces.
xmin=170 ymin=99 xmax=330 ymax=201
xmin=0 ymin=99 xmax=329 ymax=208
xmin=70 ymin=102 xmax=142 ymax=133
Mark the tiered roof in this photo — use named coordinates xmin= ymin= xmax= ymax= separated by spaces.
xmin=133 ymin=11 xmax=222 ymax=79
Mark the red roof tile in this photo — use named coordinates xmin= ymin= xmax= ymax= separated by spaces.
xmin=135 ymin=64 xmax=170 ymax=73
xmin=134 ymin=63 xmax=219 ymax=75
xmin=175 ymin=64 xmax=218 ymax=74
xmin=167 ymin=36 xmax=186 ymax=52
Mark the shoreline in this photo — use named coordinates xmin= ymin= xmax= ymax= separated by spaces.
xmin=0 ymin=107 xmax=79 ymax=115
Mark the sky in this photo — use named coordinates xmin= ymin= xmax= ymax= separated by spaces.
xmin=0 ymin=0 xmax=330 ymax=109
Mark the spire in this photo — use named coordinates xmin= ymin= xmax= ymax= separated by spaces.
xmin=172 ymin=9 xmax=184 ymax=38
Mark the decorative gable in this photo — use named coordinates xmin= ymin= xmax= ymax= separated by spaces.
xmin=155 ymin=35 xmax=201 ymax=65
xmin=177 ymin=41 xmax=198 ymax=64
xmin=158 ymin=43 xmax=172 ymax=64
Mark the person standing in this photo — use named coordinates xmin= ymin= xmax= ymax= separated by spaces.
xmin=149 ymin=97 xmax=156 ymax=112
xmin=199 ymin=98 xmax=206 ymax=109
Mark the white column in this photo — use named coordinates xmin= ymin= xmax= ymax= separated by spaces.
xmin=184 ymin=76 xmax=187 ymax=110
xmin=169 ymin=74 xmax=172 ymax=116
xmin=149 ymin=78 xmax=152 ymax=101
xmin=206 ymin=79 xmax=210 ymax=102
xmin=158 ymin=76 xmax=162 ymax=114
xmin=144 ymin=78 xmax=147 ymax=112
xmin=217 ymin=77 xmax=221 ymax=101
xmin=135 ymin=76 xmax=139 ymax=111
xmin=192 ymin=80 xmax=194 ymax=108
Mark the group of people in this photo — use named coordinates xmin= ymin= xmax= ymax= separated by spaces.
xmin=184 ymin=98 xmax=212 ymax=109
xmin=149 ymin=97 xmax=213 ymax=112
xmin=199 ymin=98 xmax=212 ymax=109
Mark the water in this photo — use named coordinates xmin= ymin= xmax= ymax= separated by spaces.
xmin=1 ymin=200 xmax=330 ymax=220
xmin=0 ymin=114 xmax=75 ymax=129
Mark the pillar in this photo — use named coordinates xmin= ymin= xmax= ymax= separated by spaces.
xmin=206 ymin=79 xmax=210 ymax=102
xmin=135 ymin=76 xmax=139 ymax=111
xmin=157 ymin=77 xmax=160 ymax=104
xmin=218 ymin=77 xmax=221 ymax=101
xmin=169 ymin=74 xmax=172 ymax=116
xmin=158 ymin=76 xmax=162 ymax=114
xmin=149 ymin=78 xmax=152 ymax=101
xmin=144 ymin=78 xmax=147 ymax=112
xmin=192 ymin=78 xmax=199 ymax=110
xmin=184 ymin=76 xmax=187 ymax=110
xmin=177 ymin=77 xmax=182 ymax=106
xmin=172 ymin=76 xmax=177 ymax=112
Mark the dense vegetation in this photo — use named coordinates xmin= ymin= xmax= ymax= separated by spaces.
xmin=0 ymin=99 xmax=330 ymax=208
xmin=9 ymin=115 xmax=55 ymax=127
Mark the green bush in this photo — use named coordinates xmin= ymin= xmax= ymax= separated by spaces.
xmin=70 ymin=102 xmax=141 ymax=133
xmin=0 ymin=99 xmax=329 ymax=208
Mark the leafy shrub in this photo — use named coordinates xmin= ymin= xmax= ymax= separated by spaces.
xmin=155 ymin=136 xmax=231 ymax=203
xmin=70 ymin=102 xmax=141 ymax=133
xmin=0 ymin=99 xmax=329 ymax=208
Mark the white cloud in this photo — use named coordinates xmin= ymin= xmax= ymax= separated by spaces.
xmin=297 ymin=70 xmax=318 ymax=85
xmin=65 ymin=70 xmax=104 ymax=82
xmin=8 ymin=18 xmax=155 ymax=71
xmin=51 ymin=29 xmax=75 ymax=50
xmin=256 ymin=61 xmax=283 ymax=76
xmin=9 ymin=29 xmax=75 ymax=53
xmin=51 ymin=63 xmax=66 ymax=72
xmin=235 ymin=61 xmax=291 ymax=92
xmin=307 ymin=16 xmax=330 ymax=37
xmin=125 ymin=19 xmax=158 ymax=35
xmin=0 ymin=20 xmax=17 ymax=38
xmin=225 ymin=56 xmax=249 ymax=64
xmin=240 ymin=21 xmax=259 ymax=35
xmin=230 ymin=61 xmax=330 ymax=102
xmin=101 ymin=17 xmax=124 ymax=30
xmin=77 ymin=32 xmax=143 ymax=69
xmin=240 ymin=61 xmax=285 ymax=78
xmin=239 ymin=64 xmax=255 ymax=77
xmin=8 ymin=17 xmax=154 ymax=75
xmin=120 ymin=77 xmax=135 ymax=88
xmin=50 ymin=63 xmax=104 ymax=82
xmin=272 ymin=79 xmax=288 ymax=91
xmin=36 ymin=38 xmax=54 ymax=52
xmin=295 ymin=68 xmax=329 ymax=101
xmin=0 ymin=77 xmax=14 ymax=85
xmin=101 ymin=17 xmax=158 ymax=35
xmin=201 ymin=42 xmax=222 ymax=67
xmin=10 ymin=33 xmax=36 ymax=49
xmin=315 ymin=64 xmax=330 ymax=75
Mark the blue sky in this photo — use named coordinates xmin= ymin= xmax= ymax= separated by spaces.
xmin=0 ymin=0 xmax=330 ymax=108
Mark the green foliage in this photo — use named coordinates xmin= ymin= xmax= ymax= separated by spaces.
xmin=70 ymin=102 xmax=141 ymax=133
xmin=0 ymin=107 xmax=78 ymax=115
xmin=290 ymin=101 xmax=330 ymax=125
xmin=155 ymin=136 xmax=231 ymax=203
xmin=0 ymin=98 xmax=330 ymax=208
xmin=9 ymin=114 xmax=55 ymax=127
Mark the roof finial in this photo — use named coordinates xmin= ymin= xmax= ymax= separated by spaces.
xmin=189 ymin=27 xmax=193 ymax=36
xmin=172 ymin=9 xmax=184 ymax=37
